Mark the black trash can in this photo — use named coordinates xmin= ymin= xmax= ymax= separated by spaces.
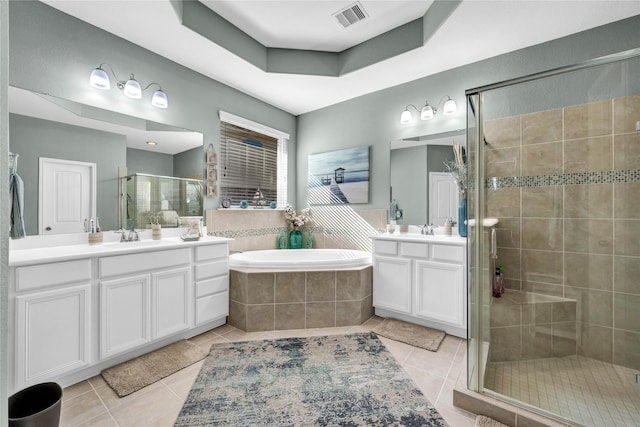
xmin=8 ymin=382 xmax=62 ymax=427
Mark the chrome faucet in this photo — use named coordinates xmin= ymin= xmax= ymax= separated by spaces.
xmin=127 ymin=228 xmax=140 ymax=242
xmin=116 ymin=228 xmax=140 ymax=242
xmin=420 ymin=224 xmax=435 ymax=235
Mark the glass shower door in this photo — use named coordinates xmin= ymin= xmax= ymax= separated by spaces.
xmin=467 ymin=50 xmax=640 ymax=426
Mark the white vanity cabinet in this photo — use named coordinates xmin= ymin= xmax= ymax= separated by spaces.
xmin=99 ymin=248 xmax=192 ymax=359
xmin=371 ymin=235 xmax=467 ymax=338
xmin=12 ymin=260 xmax=93 ymax=392
xmin=193 ymin=244 xmax=229 ymax=325
xmin=9 ymin=237 xmax=232 ymax=394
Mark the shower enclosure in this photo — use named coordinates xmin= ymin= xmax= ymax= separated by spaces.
xmin=467 ymin=50 xmax=640 ymax=426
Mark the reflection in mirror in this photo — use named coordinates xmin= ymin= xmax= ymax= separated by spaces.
xmin=121 ymin=173 xmax=203 ymax=230
xmin=390 ymin=130 xmax=465 ymax=226
xmin=8 ymin=86 xmax=204 ymax=235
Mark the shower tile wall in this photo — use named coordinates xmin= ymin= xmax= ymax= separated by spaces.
xmin=484 ymin=94 xmax=640 ymax=370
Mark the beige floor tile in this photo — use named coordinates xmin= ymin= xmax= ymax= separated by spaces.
xmin=87 ymin=375 xmax=107 ymax=389
xmin=378 ymin=336 xmax=415 ymax=364
xmin=76 ymin=411 xmax=118 ymax=427
xmin=162 ymin=360 xmax=205 ymax=400
xmin=60 ymin=390 xmax=108 ymax=426
xmin=57 ymin=324 xmax=487 ymax=427
xmin=61 ymin=380 xmax=93 ymax=402
xmin=436 ymin=405 xmax=477 ymax=427
xmin=403 ymin=364 xmax=446 ymax=404
xmin=109 ymin=382 xmax=183 ymax=427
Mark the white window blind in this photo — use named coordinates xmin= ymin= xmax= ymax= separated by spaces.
xmin=219 ymin=120 xmax=288 ymax=206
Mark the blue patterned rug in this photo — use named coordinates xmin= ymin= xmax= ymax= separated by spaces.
xmin=174 ymin=332 xmax=447 ymax=426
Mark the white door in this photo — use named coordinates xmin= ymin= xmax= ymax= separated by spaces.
xmin=429 ymin=172 xmax=458 ymax=226
xmin=39 ymin=158 xmax=96 ymax=234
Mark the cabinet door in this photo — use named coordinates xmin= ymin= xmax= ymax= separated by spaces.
xmin=373 ymin=256 xmax=412 ymax=314
xmin=15 ymin=284 xmax=91 ymax=390
xmin=151 ymin=267 xmax=191 ymax=340
xmin=415 ymin=260 xmax=465 ymax=327
xmin=100 ymin=274 xmax=150 ymax=359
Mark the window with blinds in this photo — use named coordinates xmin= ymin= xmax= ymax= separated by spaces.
xmin=219 ymin=121 xmax=287 ymax=206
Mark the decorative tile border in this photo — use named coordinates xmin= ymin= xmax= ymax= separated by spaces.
xmin=485 ymin=169 xmax=640 ymax=189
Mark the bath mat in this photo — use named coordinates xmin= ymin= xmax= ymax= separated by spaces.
xmin=101 ymin=340 xmax=207 ymax=397
xmin=475 ymin=415 xmax=511 ymax=427
xmin=175 ymin=332 xmax=446 ymax=426
xmin=373 ymin=318 xmax=446 ymax=351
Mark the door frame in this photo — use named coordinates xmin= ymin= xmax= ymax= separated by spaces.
xmin=38 ymin=157 xmax=97 ymax=234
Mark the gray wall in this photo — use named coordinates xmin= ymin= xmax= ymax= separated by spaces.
xmin=296 ymin=15 xmax=640 ymax=210
xmin=174 ymin=146 xmax=203 ymax=178
xmin=126 ymin=148 xmax=173 ymax=177
xmin=9 ymin=114 xmax=126 ymax=233
xmin=8 ymin=1 xmax=297 ymax=217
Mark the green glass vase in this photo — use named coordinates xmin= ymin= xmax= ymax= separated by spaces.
xmin=289 ymin=226 xmax=302 ymax=249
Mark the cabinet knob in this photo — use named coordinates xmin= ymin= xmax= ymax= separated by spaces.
xmin=45 ymin=226 xmax=52 ymax=231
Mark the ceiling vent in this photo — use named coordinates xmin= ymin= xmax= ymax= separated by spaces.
xmin=333 ymin=2 xmax=369 ymax=29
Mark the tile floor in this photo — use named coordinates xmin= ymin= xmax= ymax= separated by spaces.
xmin=59 ymin=316 xmax=477 ymax=426
xmin=485 ymin=356 xmax=640 ymax=426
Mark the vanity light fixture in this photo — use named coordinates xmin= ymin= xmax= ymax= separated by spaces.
xmin=146 ymin=141 xmax=158 ymax=146
xmin=89 ymin=63 xmax=168 ymax=109
xmin=400 ymin=95 xmax=457 ymax=124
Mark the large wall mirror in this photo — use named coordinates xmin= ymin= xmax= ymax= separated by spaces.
xmin=390 ymin=130 xmax=465 ymax=226
xmin=8 ymin=86 xmax=204 ymax=235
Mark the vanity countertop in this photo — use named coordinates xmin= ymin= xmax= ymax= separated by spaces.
xmin=371 ymin=232 xmax=466 ymax=245
xmin=9 ymin=236 xmax=233 ymax=267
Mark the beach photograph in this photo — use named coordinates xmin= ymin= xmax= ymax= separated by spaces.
xmin=308 ymin=145 xmax=370 ymax=205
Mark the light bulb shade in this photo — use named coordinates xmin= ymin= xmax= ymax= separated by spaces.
xmin=123 ymin=78 xmax=142 ymax=99
xmin=443 ymin=97 xmax=457 ymax=115
xmin=89 ymin=67 xmax=110 ymax=90
xmin=400 ymin=109 xmax=413 ymax=124
xmin=420 ymin=104 xmax=434 ymax=120
xmin=151 ymin=90 xmax=168 ymax=108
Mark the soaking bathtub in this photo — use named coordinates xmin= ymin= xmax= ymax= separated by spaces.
xmin=227 ymin=249 xmax=373 ymax=331
xmin=228 ymin=248 xmax=372 ymax=270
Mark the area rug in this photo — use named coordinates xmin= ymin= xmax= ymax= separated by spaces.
xmin=475 ymin=415 xmax=510 ymax=427
xmin=102 ymin=340 xmax=208 ymax=397
xmin=174 ymin=332 xmax=447 ymax=426
xmin=373 ymin=318 xmax=446 ymax=351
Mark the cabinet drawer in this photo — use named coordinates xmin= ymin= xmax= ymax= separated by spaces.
xmin=431 ymin=245 xmax=465 ymax=263
xmin=195 ymin=275 xmax=228 ymax=298
xmin=195 ymin=292 xmax=228 ymax=325
xmin=194 ymin=260 xmax=228 ymax=281
xmin=401 ymin=242 xmax=429 ymax=259
xmin=15 ymin=259 xmax=92 ymax=292
xmin=195 ymin=244 xmax=228 ymax=262
xmin=373 ymin=240 xmax=397 ymax=255
xmin=100 ymin=248 xmax=190 ymax=278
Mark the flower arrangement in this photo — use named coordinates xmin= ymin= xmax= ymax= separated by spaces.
xmin=284 ymin=205 xmax=311 ymax=228
xmin=444 ymin=144 xmax=467 ymax=196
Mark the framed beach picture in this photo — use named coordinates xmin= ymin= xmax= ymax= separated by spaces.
xmin=307 ymin=145 xmax=370 ymax=205
xmin=207 ymin=166 xmax=217 ymax=182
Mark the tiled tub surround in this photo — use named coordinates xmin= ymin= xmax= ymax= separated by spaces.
xmin=484 ymin=94 xmax=640 ymax=371
xmin=206 ymin=208 xmax=387 ymax=252
xmin=228 ymin=267 xmax=373 ymax=331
